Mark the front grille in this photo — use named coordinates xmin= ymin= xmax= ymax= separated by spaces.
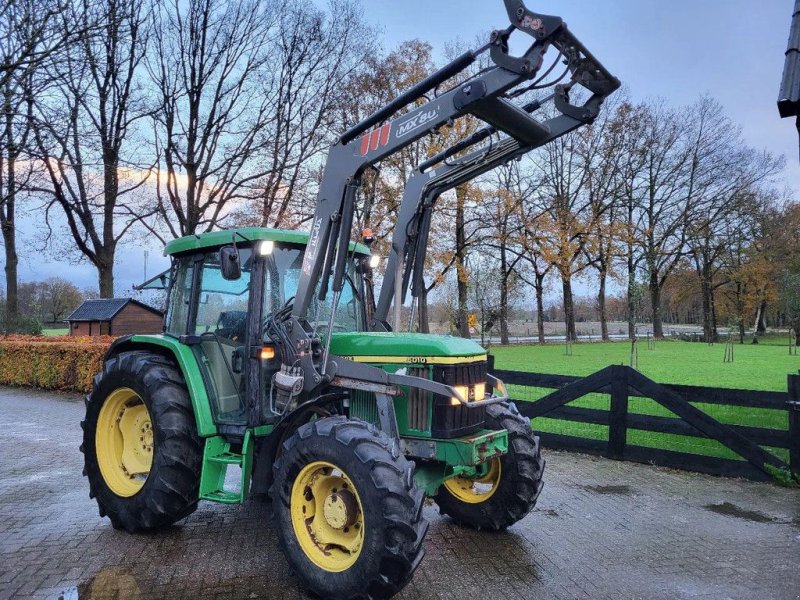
xmin=431 ymin=360 xmax=488 ymax=438
xmin=406 ymin=367 xmax=429 ymax=431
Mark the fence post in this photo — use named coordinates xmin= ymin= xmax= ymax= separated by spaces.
xmin=607 ymin=365 xmax=629 ymax=460
xmin=788 ymin=374 xmax=800 ymax=479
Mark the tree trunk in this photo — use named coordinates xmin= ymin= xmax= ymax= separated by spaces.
xmin=700 ymin=276 xmax=715 ymax=343
xmin=757 ymin=300 xmax=767 ymax=333
xmin=561 ymin=274 xmax=576 ymax=342
xmin=2 ymin=89 xmax=18 ymax=330
xmin=2 ymin=224 xmax=17 ymax=330
xmin=751 ymin=303 xmax=763 ymax=344
xmin=455 ymin=186 xmax=469 ymax=339
xmin=648 ymin=267 xmax=663 ymax=338
xmin=100 ymin=157 xmax=118 ymax=299
xmin=710 ymin=288 xmax=718 ymax=337
xmin=535 ymin=278 xmax=545 ymax=344
xmin=626 ymin=239 xmax=636 ymax=340
xmin=499 ymin=243 xmax=509 ymax=345
xmin=598 ymin=267 xmax=609 ymax=341
xmin=98 ymin=260 xmax=115 ymax=298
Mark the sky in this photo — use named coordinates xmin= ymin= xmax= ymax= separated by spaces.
xmin=10 ymin=0 xmax=800 ymax=300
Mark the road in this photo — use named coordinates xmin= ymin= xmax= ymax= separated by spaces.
xmin=1 ymin=387 xmax=798 ymax=599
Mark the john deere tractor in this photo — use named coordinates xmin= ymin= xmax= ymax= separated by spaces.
xmin=81 ymin=2 xmax=618 ymax=597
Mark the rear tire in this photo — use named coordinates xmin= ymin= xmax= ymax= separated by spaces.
xmin=435 ymin=401 xmax=544 ymax=530
xmin=272 ymin=416 xmax=427 ymax=600
xmin=81 ymin=351 xmax=203 ymax=532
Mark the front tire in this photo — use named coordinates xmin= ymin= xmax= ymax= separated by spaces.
xmin=81 ymin=351 xmax=203 ymax=532
xmin=272 ymin=417 xmax=427 ymax=599
xmin=435 ymin=401 xmax=545 ymax=530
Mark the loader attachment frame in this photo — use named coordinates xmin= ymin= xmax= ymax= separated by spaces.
xmin=269 ymin=0 xmax=619 ymax=406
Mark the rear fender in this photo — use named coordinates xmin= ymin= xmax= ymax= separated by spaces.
xmin=105 ymin=335 xmax=217 ymax=437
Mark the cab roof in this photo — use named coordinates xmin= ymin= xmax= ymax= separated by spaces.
xmin=164 ymin=227 xmax=371 ymax=257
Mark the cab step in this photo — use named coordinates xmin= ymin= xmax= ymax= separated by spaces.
xmin=199 ymin=431 xmax=253 ymax=504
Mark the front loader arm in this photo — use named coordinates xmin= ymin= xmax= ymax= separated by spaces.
xmin=779 ymin=0 xmax=800 ymax=153
xmin=372 ymin=85 xmax=617 ymax=329
xmin=272 ymin=0 xmax=619 ymax=400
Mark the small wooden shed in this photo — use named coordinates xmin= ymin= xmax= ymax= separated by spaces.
xmin=65 ymin=298 xmax=164 ymax=337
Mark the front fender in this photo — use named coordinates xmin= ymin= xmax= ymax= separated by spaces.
xmin=106 ymin=334 xmax=217 ymax=437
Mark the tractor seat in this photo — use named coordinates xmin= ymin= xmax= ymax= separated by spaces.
xmin=216 ymin=311 xmax=248 ymax=342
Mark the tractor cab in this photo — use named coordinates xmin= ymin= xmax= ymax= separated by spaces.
xmin=160 ymin=227 xmax=370 ymax=427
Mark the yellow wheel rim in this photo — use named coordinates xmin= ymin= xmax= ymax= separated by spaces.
xmin=290 ymin=461 xmax=365 ymax=572
xmin=443 ymin=458 xmax=502 ymax=504
xmin=95 ymin=388 xmax=153 ymax=497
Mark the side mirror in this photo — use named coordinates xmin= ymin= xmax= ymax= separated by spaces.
xmin=220 ymin=246 xmax=241 ymax=280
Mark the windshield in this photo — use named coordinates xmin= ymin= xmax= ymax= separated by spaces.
xmin=264 ymin=246 xmax=365 ymax=338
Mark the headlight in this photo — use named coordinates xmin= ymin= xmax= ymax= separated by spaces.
xmin=450 ymin=385 xmax=469 ymax=406
xmin=368 ymin=254 xmax=380 ymax=269
xmin=450 ymin=383 xmax=487 ymax=405
xmin=258 ymin=240 xmax=274 ymax=255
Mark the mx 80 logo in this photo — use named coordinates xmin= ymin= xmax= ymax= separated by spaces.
xmin=395 ymin=107 xmax=440 ymax=139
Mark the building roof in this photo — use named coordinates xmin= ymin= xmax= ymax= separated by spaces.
xmin=65 ymin=298 xmax=163 ymax=322
xmin=164 ymin=227 xmax=370 ymax=257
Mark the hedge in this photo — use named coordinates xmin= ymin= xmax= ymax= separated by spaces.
xmin=0 ymin=335 xmax=114 ymax=393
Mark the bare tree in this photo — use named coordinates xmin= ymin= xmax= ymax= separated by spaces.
xmin=526 ymin=129 xmax=594 ymax=342
xmin=578 ymin=96 xmax=628 ymax=340
xmin=0 ymin=0 xmax=79 ymax=327
xmin=255 ymin=0 xmax=376 ymax=228
xmin=681 ymin=97 xmax=784 ymax=341
xmin=146 ymin=0 xmax=279 ymax=238
xmin=482 ymin=162 xmax=532 ymax=344
xmin=33 ymin=0 xmax=154 ymax=297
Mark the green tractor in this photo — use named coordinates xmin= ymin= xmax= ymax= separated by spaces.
xmin=81 ymin=2 xmax=618 ymax=598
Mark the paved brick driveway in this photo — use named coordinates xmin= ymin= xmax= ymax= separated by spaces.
xmin=1 ymin=387 xmax=798 ymax=600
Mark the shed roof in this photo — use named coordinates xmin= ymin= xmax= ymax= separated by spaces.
xmin=65 ymin=298 xmax=163 ymax=322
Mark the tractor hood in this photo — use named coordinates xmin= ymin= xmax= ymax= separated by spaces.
xmin=329 ymin=332 xmax=487 ymax=364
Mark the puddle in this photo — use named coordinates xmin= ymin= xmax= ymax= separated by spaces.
xmin=704 ymin=502 xmax=775 ymax=523
xmin=58 ymin=566 xmax=141 ymax=600
xmin=582 ymin=484 xmax=632 ymax=495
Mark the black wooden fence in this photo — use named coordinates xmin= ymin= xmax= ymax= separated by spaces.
xmin=494 ymin=365 xmax=799 ymax=482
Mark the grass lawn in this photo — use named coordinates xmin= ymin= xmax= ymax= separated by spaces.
xmin=42 ymin=328 xmax=69 ymax=337
xmin=491 ymin=339 xmax=797 ymax=391
xmin=490 ymin=340 xmax=797 ymax=464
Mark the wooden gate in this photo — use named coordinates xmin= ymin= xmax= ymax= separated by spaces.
xmin=494 ymin=365 xmax=799 ymax=482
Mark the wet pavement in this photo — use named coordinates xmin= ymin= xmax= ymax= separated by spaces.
xmin=1 ymin=386 xmax=798 ymax=600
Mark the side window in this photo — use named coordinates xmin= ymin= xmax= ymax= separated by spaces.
xmin=165 ymin=260 xmax=194 ymax=335
xmin=195 ymin=250 xmax=252 ymax=340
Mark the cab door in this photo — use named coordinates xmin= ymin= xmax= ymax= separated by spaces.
xmin=191 ymin=248 xmax=253 ymax=425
